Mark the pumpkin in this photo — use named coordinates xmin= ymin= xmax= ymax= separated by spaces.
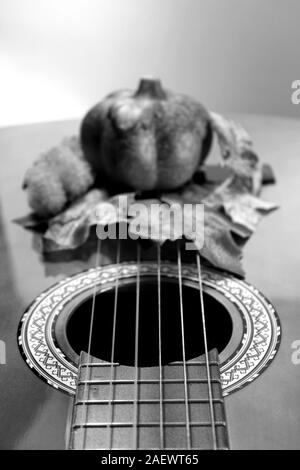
xmin=80 ymin=78 xmax=212 ymax=191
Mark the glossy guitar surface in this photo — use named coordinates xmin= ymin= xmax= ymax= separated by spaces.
xmin=0 ymin=115 xmax=300 ymax=449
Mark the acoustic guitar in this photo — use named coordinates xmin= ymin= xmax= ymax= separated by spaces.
xmin=0 ymin=114 xmax=299 ymax=450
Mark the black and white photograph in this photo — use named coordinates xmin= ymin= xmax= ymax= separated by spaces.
xmin=0 ymin=0 xmax=299 ymax=454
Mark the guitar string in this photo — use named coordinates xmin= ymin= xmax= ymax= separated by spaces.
xmin=196 ymin=252 xmax=217 ymax=450
xmin=177 ymin=241 xmax=191 ymax=449
xmin=82 ymin=238 xmax=101 ymax=450
xmin=132 ymin=243 xmax=141 ymax=449
xmin=157 ymin=243 xmax=164 ymax=449
xmin=80 ymin=241 xmax=216 ymax=449
xmin=107 ymin=239 xmax=121 ymax=449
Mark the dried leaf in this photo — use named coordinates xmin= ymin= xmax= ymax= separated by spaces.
xmin=40 ymin=178 xmax=275 ymax=276
xmin=90 ymin=193 xmax=135 ymax=226
xmin=209 ymin=112 xmax=262 ymax=194
xmin=135 ymin=196 xmax=244 ymax=275
xmin=44 ymin=189 xmax=108 ymax=251
xmin=201 ymin=209 xmax=244 ymax=277
xmin=161 ymin=182 xmax=212 ymax=205
xmin=181 ymin=204 xmax=205 ymax=251
xmin=128 ymin=199 xmax=183 ymax=243
xmin=223 ymin=194 xmax=278 ymax=232
xmin=13 ymin=213 xmax=48 ymax=230
xmin=204 ymin=175 xmax=278 ymax=233
xmin=210 ymin=112 xmax=253 ymax=159
xmin=160 ymin=195 xmax=244 ymax=275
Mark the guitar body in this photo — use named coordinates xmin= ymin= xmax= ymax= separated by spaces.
xmin=0 ymin=115 xmax=300 ymax=450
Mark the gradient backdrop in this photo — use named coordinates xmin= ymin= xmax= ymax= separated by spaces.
xmin=1 ymin=0 xmax=300 ymax=126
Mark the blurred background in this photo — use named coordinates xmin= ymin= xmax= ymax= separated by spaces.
xmin=1 ymin=0 xmax=300 ymax=127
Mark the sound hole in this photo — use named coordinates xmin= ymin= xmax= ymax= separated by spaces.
xmin=66 ymin=278 xmax=232 ymax=367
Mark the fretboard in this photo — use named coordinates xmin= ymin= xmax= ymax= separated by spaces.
xmin=68 ymin=349 xmax=229 ymax=450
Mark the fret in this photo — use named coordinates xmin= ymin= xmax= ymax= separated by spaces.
xmin=168 ymin=361 xmax=220 ymax=366
xmin=76 ymin=361 xmax=223 ymax=382
xmin=75 ymin=398 xmax=225 ymax=405
xmin=70 ymin=425 xmax=228 ymax=450
xmin=68 ymin=349 xmax=230 ymax=450
xmin=80 ymin=360 xmax=220 ymax=367
xmin=72 ymin=421 xmax=227 ymax=428
xmin=78 ymin=378 xmax=222 ymax=385
xmin=81 ymin=362 xmax=119 ymax=367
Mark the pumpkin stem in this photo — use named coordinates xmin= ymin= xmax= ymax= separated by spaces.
xmin=135 ymin=77 xmax=167 ymax=100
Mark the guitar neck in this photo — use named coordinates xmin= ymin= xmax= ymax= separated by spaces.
xmin=68 ymin=349 xmax=229 ymax=450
